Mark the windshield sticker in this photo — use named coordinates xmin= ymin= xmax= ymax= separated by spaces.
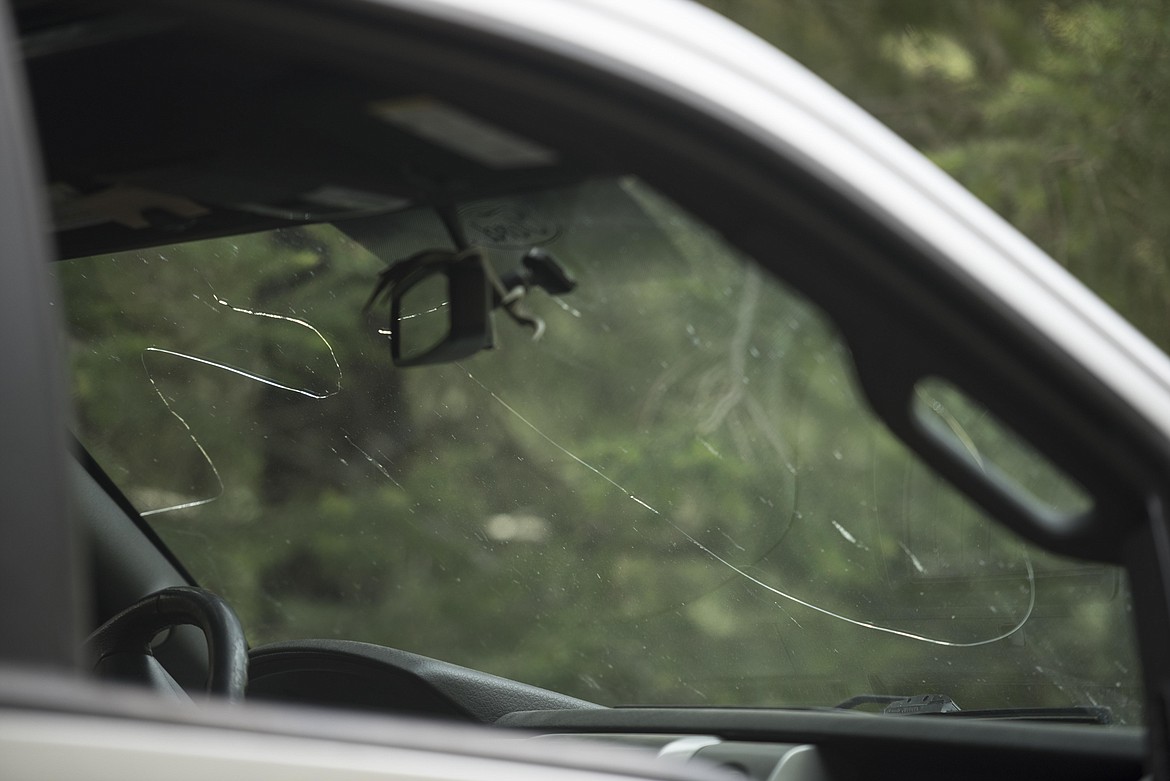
xmin=461 ymin=203 xmax=562 ymax=249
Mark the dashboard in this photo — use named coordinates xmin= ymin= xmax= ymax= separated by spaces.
xmin=245 ymin=640 xmax=1146 ymax=781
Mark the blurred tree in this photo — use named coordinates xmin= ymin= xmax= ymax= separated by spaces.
xmin=699 ymin=0 xmax=1170 ymax=349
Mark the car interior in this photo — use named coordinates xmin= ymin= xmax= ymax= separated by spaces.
xmin=8 ymin=1 xmax=1170 ymax=780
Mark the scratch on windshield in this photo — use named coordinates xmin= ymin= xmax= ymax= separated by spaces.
xmin=140 ymin=290 xmax=343 ymax=516
xmin=552 ymin=296 xmax=582 ymax=318
xmin=374 ymin=300 xmax=450 ymax=338
xmin=459 ymin=365 xmax=1037 ymax=649
xmin=831 ymin=520 xmax=868 ymax=550
xmin=342 ymin=432 xmax=403 ymax=487
xmin=699 ymin=264 xmax=762 ymax=435
xmin=897 ymin=541 xmax=927 ymax=574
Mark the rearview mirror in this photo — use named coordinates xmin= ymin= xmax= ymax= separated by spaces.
xmin=367 ymin=245 xmax=577 ymax=367
xmin=384 ymin=249 xmax=494 ymax=367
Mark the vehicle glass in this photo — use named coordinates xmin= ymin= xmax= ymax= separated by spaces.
xmin=912 ymin=379 xmax=1093 ymax=517
xmin=55 ymin=176 xmax=1142 ymax=721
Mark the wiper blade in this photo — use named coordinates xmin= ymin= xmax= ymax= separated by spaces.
xmin=836 ymin=694 xmax=960 ymax=714
xmin=834 ymin=694 xmax=1112 ymax=724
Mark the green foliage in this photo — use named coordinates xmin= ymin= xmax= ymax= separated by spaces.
xmin=701 ymin=0 xmax=1170 ymax=350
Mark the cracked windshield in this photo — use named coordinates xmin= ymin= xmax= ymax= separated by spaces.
xmin=56 ymin=176 xmax=1140 ymax=721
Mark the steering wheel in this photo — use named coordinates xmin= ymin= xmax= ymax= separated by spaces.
xmin=85 ymin=586 xmax=248 ymax=702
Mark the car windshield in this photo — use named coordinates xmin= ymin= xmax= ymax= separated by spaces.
xmin=54 ymin=174 xmax=1142 ymax=721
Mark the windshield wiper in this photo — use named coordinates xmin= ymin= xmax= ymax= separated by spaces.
xmin=835 ymin=694 xmax=1112 ymax=725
